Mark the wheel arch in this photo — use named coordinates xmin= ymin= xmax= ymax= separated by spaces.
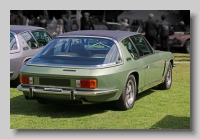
xmin=129 ymin=71 xmax=139 ymax=93
xmin=169 ymin=59 xmax=174 ymax=69
xmin=22 ymin=57 xmax=32 ymax=67
xmin=184 ymin=38 xmax=190 ymax=44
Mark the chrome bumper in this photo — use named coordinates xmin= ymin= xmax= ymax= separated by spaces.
xmin=17 ymin=85 xmax=118 ymax=97
xmin=170 ymin=44 xmax=183 ymax=47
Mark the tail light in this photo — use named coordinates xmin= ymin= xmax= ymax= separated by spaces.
xmin=20 ymin=76 xmax=33 ymax=84
xmin=76 ymin=79 xmax=97 ymax=89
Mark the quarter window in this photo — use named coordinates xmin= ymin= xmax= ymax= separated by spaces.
xmin=130 ymin=35 xmax=153 ymax=56
xmin=121 ymin=38 xmax=139 ymax=58
xmin=20 ymin=31 xmax=39 ymax=49
xmin=31 ymin=30 xmax=52 ymax=46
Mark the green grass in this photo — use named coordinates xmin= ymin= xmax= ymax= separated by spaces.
xmin=172 ymin=53 xmax=190 ymax=62
xmin=10 ymin=63 xmax=190 ymax=129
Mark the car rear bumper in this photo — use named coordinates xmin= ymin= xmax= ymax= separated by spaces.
xmin=17 ymin=85 xmax=119 ymax=102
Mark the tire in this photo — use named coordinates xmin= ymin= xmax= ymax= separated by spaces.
xmin=11 ymin=76 xmax=20 ymax=87
xmin=116 ymin=75 xmax=137 ymax=110
xmin=184 ymin=40 xmax=190 ymax=53
xmin=158 ymin=63 xmax=172 ymax=90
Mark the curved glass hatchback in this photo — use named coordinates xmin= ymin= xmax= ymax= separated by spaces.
xmin=28 ymin=37 xmax=121 ymax=67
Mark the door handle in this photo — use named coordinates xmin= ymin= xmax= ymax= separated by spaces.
xmin=145 ymin=65 xmax=150 ymax=69
xmin=126 ymin=57 xmax=132 ymax=61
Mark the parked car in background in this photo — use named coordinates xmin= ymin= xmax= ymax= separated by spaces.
xmin=17 ymin=30 xmax=175 ymax=111
xmin=93 ymin=22 xmax=111 ymax=30
xmin=10 ymin=25 xmax=52 ymax=84
xmin=168 ymin=25 xmax=190 ymax=53
xmin=106 ymin=22 xmax=122 ymax=30
xmin=124 ymin=25 xmax=145 ymax=35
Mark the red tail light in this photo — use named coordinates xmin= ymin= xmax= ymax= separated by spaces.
xmin=76 ymin=79 xmax=97 ymax=89
xmin=20 ymin=76 xmax=33 ymax=84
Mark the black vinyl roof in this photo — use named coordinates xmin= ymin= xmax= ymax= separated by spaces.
xmin=58 ymin=30 xmax=140 ymax=42
xmin=10 ymin=25 xmax=45 ymax=34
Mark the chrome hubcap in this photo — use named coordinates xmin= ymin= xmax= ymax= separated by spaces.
xmin=125 ymin=80 xmax=135 ymax=106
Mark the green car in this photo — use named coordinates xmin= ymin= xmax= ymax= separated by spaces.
xmin=17 ymin=30 xmax=175 ymax=110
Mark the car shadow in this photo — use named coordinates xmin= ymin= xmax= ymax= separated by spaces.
xmin=10 ymin=87 xmax=163 ymax=118
xmin=136 ymin=88 xmax=155 ymax=101
xmin=150 ymin=115 xmax=190 ymax=129
xmin=10 ymin=94 xmax=116 ymax=118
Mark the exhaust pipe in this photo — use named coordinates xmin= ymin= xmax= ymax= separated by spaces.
xmin=24 ymin=95 xmax=35 ymax=100
xmin=25 ymin=95 xmax=31 ymax=100
xmin=24 ymin=87 xmax=36 ymax=100
xmin=78 ymin=99 xmax=93 ymax=105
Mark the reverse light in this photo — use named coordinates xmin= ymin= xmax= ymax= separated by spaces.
xmin=20 ymin=76 xmax=33 ymax=84
xmin=76 ymin=79 xmax=97 ymax=89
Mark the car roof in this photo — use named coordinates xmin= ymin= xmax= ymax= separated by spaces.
xmin=58 ymin=30 xmax=140 ymax=42
xmin=10 ymin=25 xmax=45 ymax=34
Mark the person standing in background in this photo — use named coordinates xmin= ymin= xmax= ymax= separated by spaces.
xmin=81 ymin=12 xmax=94 ymax=30
xmin=158 ymin=14 xmax=171 ymax=51
xmin=72 ymin=20 xmax=79 ymax=31
xmin=55 ymin=19 xmax=64 ymax=36
xmin=144 ymin=13 xmax=158 ymax=47
xmin=16 ymin=10 xmax=26 ymax=25
xmin=62 ymin=10 xmax=72 ymax=32
xmin=10 ymin=12 xmax=16 ymax=25
xmin=29 ymin=15 xmax=36 ymax=26
xmin=38 ymin=15 xmax=47 ymax=29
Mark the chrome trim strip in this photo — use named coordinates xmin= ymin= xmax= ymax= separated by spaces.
xmin=138 ymin=78 xmax=164 ymax=93
xmin=17 ymin=85 xmax=118 ymax=96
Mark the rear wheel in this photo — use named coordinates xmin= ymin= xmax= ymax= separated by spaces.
xmin=158 ymin=63 xmax=172 ymax=90
xmin=184 ymin=40 xmax=190 ymax=53
xmin=116 ymin=75 xmax=137 ymax=110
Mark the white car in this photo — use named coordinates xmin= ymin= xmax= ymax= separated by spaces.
xmin=106 ymin=22 xmax=122 ymax=30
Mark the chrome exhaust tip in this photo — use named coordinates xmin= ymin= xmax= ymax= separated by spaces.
xmin=25 ymin=95 xmax=31 ymax=100
xmin=78 ymin=99 xmax=93 ymax=105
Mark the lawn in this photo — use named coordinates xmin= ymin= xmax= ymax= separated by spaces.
xmin=10 ymin=56 xmax=190 ymax=129
xmin=173 ymin=53 xmax=190 ymax=62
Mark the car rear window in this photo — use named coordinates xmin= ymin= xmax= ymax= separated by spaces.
xmin=29 ymin=37 xmax=121 ymax=67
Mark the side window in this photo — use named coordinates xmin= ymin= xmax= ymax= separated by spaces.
xmin=10 ymin=33 xmax=18 ymax=51
xmin=130 ymin=35 xmax=153 ymax=56
xmin=31 ymin=30 xmax=52 ymax=46
xmin=121 ymin=38 xmax=139 ymax=58
xmin=20 ymin=31 xmax=38 ymax=49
